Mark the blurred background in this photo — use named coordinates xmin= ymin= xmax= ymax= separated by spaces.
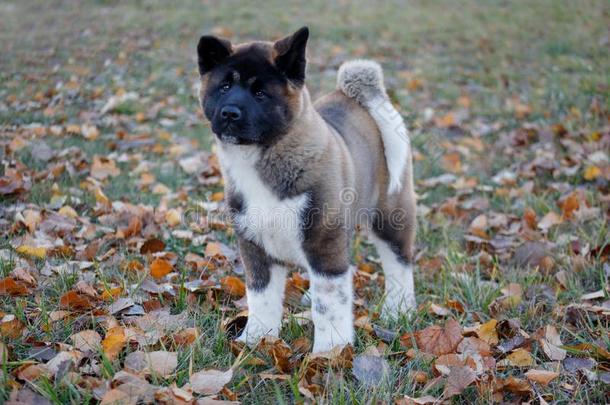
xmin=3 ymin=0 xmax=608 ymax=135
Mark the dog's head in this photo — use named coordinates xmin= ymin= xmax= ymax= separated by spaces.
xmin=197 ymin=27 xmax=309 ymax=145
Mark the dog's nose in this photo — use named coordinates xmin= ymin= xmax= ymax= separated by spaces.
xmin=220 ymin=105 xmax=242 ymax=122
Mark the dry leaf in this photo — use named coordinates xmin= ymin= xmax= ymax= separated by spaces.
xmin=220 ymin=276 xmax=246 ymax=297
xmin=415 ymin=319 xmax=463 ymax=356
xmin=190 ymin=368 xmax=234 ymax=395
xmin=124 ymin=350 xmax=177 ymax=377
xmin=443 ymin=366 xmax=477 ymax=397
xmin=59 ymin=291 xmax=93 ymax=311
xmin=525 ymin=369 xmax=559 ymax=385
xmin=475 ymin=319 xmax=499 ymax=345
xmin=102 ymin=326 xmax=126 ymax=360
xmin=150 ymin=258 xmax=173 ymax=279
xmin=0 ymin=277 xmax=29 ymax=296
xmin=539 ymin=325 xmax=566 ymax=361
xmin=70 ymin=330 xmax=102 ymax=352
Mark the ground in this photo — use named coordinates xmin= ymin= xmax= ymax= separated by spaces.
xmin=1 ymin=0 xmax=609 ymax=404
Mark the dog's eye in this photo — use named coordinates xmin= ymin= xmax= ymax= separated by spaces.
xmin=219 ymin=83 xmax=231 ymax=94
xmin=254 ymin=90 xmax=266 ymax=100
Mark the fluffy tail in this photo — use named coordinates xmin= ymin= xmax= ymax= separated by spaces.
xmin=337 ymin=60 xmax=409 ymax=194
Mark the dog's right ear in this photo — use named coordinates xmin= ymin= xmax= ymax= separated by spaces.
xmin=197 ymin=35 xmax=233 ymax=75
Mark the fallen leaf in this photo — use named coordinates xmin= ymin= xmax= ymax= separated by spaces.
xmin=525 ymin=369 xmax=559 ymax=385
xmin=502 ymin=348 xmax=535 ymax=367
xmin=140 ymin=238 xmax=165 ymax=254
xmin=539 ymin=325 xmax=566 ymax=361
xmin=352 ymin=354 xmax=390 ymax=386
xmin=102 ymin=326 xmax=126 ymax=360
xmin=0 ymin=277 xmax=29 ymax=296
xmin=476 ymin=319 xmax=499 ymax=345
xmin=70 ymin=330 xmax=102 ymax=352
xmin=190 ymin=368 xmax=234 ymax=395
xmin=443 ymin=366 xmax=477 ymax=397
xmin=59 ymin=291 xmax=93 ymax=311
xmin=415 ymin=319 xmax=463 ymax=356
xmin=16 ymin=245 xmax=47 ymax=259
xmin=124 ymin=350 xmax=177 ymax=377
xmin=150 ymin=258 xmax=173 ymax=279
xmin=220 ymin=276 xmax=246 ymax=297
xmin=537 ymin=211 xmax=562 ymax=231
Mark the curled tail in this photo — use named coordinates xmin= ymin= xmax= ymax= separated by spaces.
xmin=337 ymin=60 xmax=409 ymax=194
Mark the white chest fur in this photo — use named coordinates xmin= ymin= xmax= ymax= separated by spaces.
xmin=217 ymin=144 xmax=309 ymax=267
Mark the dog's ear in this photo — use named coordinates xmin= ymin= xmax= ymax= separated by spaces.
xmin=197 ymin=35 xmax=233 ymax=75
xmin=273 ymin=26 xmax=309 ymax=84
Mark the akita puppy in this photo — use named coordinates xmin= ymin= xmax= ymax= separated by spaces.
xmin=197 ymin=27 xmax=416 ymax=352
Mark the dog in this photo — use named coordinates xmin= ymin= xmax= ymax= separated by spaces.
xmin=196 ymin=27 xmax=416 ymax=353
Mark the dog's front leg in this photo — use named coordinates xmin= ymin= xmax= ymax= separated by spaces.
xmin=236 ymin=237 xmax=287 ymax=345
xmin=308 ymin=268 xmax=354 ymax=352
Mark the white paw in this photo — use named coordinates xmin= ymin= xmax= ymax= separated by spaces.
xmin=235 ymin=321 xmax=278 ymax=346
xmin=312 ymin=334 xmax=353 ymax=353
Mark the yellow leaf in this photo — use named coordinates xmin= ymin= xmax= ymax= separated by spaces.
xmin=59 ymin=205 xmax=78 ymax=218
xmin=583 ymin=165 xmax=601 ymax=181
xmin=505 ymin=348 xmax=535 ymax=367
xmin=16 ymin=245 xmax=47 ymax=259
xmin=476 ymin=319 xmax=499 ymax=345
xmin=102 ymin=326 xmax=126 ymax=360
xmin=165 ymin=209 xmax=182 ymax=227
xmin=94 ymin=187 xmax=110 ymax=206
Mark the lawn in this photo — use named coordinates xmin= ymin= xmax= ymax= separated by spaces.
xmin=1 ymin=0 xmax=609 ymax=403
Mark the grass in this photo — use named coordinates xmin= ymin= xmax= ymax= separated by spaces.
xmin=1 ymin=0 xmax=609 ymax=403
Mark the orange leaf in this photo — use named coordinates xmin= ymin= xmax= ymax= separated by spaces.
xmin=59 ymin=291 xmax=93 ymax=311
xmin=150 ymin=258 xmax=173 ymax=279
xmin=0 ymin=278 xmax=29 ymax=296
xmin=583 ymin=165 xmax=601 ymax=181
xmin=559 ymin=192 xmax=579 ymax=220
xmin=522 ymin=207 xmax=537 ymax=230
xmin=220 ymin=276 xmax=246 ymax=297
xmin=102 ymin=326 xmax=126 ymax=360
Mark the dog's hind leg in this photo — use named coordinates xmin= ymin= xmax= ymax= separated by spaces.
xmin=236 ymin=237 xmax=287 ymax=345
xmin=370 ymin=193 xmax=417 ymax=317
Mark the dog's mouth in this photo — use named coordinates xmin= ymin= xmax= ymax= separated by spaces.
xmin=216 ymin=124 xmax=262 ymax=145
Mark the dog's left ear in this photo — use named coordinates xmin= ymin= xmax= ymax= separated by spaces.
xmin=273 ymin=26 xmax=309 ymax=84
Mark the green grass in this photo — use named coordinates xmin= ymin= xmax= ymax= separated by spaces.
xmin=1 ymin=0 xmax=609 ymax=403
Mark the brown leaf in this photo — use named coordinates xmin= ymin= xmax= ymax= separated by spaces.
xmin=172 ymin=327 xmax=199 ymax=346
xmin=190 ymin=368 xmax=234 ymax=395
xmin=59 ymin=291 xmax=93 ymax=311
xmin=415 ymin=319 xmax=463 ymax=356
xmin=539 ymin=325 xmax=566 ymax=361
xmin=150 ymin=258 xmax=173 ymax=279
xmin=70 ymin=330 xmax=102 ymax=352
xmin=443 ymin=366 xmax=477 ymax=397
xmin=124 ymin=350 xmax=177 ymax=377
xmin=140 ymin=238 xmax=165 ymax=254
xmin=525 ymin=369 xmax=559 ymax=385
